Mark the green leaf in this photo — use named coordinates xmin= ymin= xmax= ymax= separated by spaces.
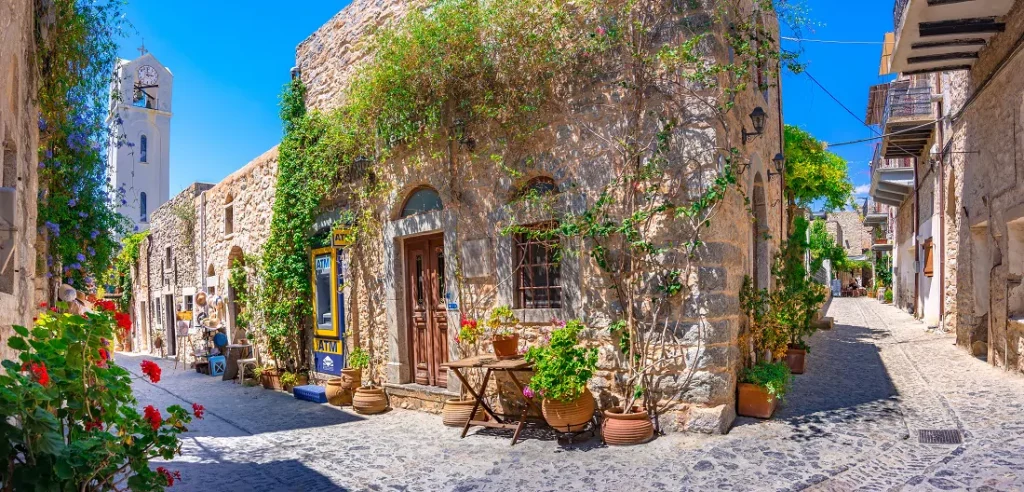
xmin=7 ymin=336 xmax=29 ymax=351
xmin=13 ymin=325 xmax=29 ymax=337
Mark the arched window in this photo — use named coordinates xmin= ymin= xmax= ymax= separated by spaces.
xmin=140 ymin=135 xmax=148 ymax=162
xmin=400 ymin=187 xmax=443 ymax=218
xmin=140 ymin=192 xmax=148 ymax=222
xmin=521 ymin=176 xmax=557 ymax=197
xmin=224 ymin=193 xmax=234 ymax=235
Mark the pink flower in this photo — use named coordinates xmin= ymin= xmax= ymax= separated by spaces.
xmin=523 ymin=386 xmax=535 ymax=399
xmin=596 ymin=26 xmax=606 ymax=36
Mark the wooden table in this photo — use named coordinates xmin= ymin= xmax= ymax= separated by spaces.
xmin=441 ymin=355 xmax=541 ymax=446
xmin=222 ymin=344 xmax=251 ymax=381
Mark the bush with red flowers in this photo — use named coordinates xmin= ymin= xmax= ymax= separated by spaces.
xmin=1 ymin=306 xmax=196 ymax=490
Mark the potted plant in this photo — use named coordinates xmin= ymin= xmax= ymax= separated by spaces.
xmin=331 ymin=347 xmax=368 ymax=406
xmin=884 ymin=288 xmax=893 ymax=304
xmin=524 ymin=319 xmax=598 ymax=433
xmin=443 ymin=316 xmax=486 ymax=427
xmin=486 ymin=306 xmax=521 ymax=359
xmin=280 ymin=371 xmax=308 ymax=392
xmin=737 ymin=361 xmax=791 ymax=419
xmin=254 ymin=364 xmax=282 ymax=390
xmin=348 ymin=344 xmax=387 ymax=415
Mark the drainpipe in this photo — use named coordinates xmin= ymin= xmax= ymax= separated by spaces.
xmin=936 ymin=73 xmax=946 ymax=331
xmin=914 ymin=156 xmax=920 ymax=317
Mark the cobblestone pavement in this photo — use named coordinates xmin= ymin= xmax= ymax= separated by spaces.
xmin=122 ymin=298 xmax=1024 ymax=491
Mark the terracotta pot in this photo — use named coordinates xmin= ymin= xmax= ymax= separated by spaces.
xmin=786 ymin=346 xmax=806 ymax=375
xmin=492 ymin=334 xmax=519 ymax=358
xmin=541 ymin=388 xmax=595 ymax=432
xmin=442 ymin=399 xmax=485 ymax=427
xmin=338 ymin=368 xmax=362 ymax=405
xmin=602 ymin=407 xmax=654 ymax=445
xmin=326 ymin=378 xmax=345 ymax=406
xmin=260 ymin=370 xmax=282 ymax=390
xmin=283 ymin=375 xmax=309 ymax=392
xmin=154 ymin=338 xmax=164 ymax=349
xmin=737 ymin=382 xmax=777 ymax=419
xmin=353 ymin=387 xmax=388 ymax=414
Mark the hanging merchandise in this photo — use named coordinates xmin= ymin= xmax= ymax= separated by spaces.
xmin=195 ymin=291 xmax=208 ymax=307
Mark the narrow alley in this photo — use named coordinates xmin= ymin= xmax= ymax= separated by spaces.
xmin=123 ymin=298 xmax=1024 ymax=491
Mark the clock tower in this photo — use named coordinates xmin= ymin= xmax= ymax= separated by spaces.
xmin=107 ymin=51 xmax=173 ymax=232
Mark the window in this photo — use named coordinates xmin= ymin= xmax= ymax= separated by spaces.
xmin=520 ymin=176 xmax=558 ymax=198
xmin=922 ymin=239 xmax=934 ymax=277
xmin=140 ymin=192 xmax=147 ymax=222
xmin=400 ymin=187 xmax=443 ymax=217
xmin=133 ymin=87 xmax=148 ymax=108
xmin=140 ymin=135 xmax=147 ymax=162
xmin=514 ymin=227 xmax=562 ymax=309
xmin=184 ymin=294 xmax=194 ymax=313
xmin=224 ymin=194 xmax=234 ymax=235
xmin=165 ymin=246 xmax=171 ymax=266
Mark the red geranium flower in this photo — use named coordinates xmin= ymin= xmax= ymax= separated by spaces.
xmin=38 ymin=302 xmax=47 ymax=308
xmin=22 ymin=362 xmax=50 ymax=386
xmin=192 ymin=403 xmax=205 ymax=419
xmin=115 ymin=311 xmax=132 ymax=332
xmin=140 ymin=360 xmax=161 ymax=383
xmin=98 ymin=348 xmax=109 ymax=361
xmin=95 ymin=299 xmax=116 ymax=312
xmin=143 ymin=405 xmax=162 ymax=431
xmin=155 ymin=467 xmax=180 ymax=486
xmin=84 ymin=418 xmax=104 ymax=432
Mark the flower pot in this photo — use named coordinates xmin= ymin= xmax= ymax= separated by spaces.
xmin=737 ymin=382 xmax=777 ymax=419
xmin=283 ymin=375 xmax=308 ymax=392
xmin=339 ymin=368 xmax=362 ymax=405
xmin=260 ymin=370 xmax=282 ymax=390
xmin=326 ymin=378 xmax=345 ymax=406
xmin=491 ymin=334 xmax=519 ymax=359
xmin=786 ymin=346 xmax=806 ymax=375
xmin=541 ymin=388 xmax=595 ymax=432
xmin=442 ymin=399 xmax=485 ymax=427
xmin=353 ymin=387 xmax=388 ymax=415
xmin=602 ymin=407 xmax=654 ymax=445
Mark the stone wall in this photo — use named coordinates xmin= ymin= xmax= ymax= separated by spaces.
xmin=825 ymin=211 xmax=871 ymax=257
xmin=946 ymin=0 xmax=1024 ymax=372
xmin=294 ymin=0 xmax=786 ymax=433
xmin=0 ymin=0 xmax=39 ymax=361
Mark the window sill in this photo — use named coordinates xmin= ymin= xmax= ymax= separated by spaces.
xmin=224 ymin=233 xmax=235 ymax=240
xmin=513 ymin=308 xmax=563 ymax=324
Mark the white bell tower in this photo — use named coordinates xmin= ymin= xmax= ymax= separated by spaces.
xmin=108 ymin=46 xmax=172 ymax=232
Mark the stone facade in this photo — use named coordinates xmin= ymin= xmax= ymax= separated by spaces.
xmin=0 ymin=0 xmax=40 ymax=361
xmin=824 ymin=211 xmax=872 ymax=258
xmin=293 ymin=0 xmax=786 ymax=433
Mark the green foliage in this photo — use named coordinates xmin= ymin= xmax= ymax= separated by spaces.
xmin=740 ymin=276 xmax=789 ymax=362
xmin=485 ymin=305 xmax=520 ymax=338
xmin=875 ymin=254 xmax=893 ymax=288
xmin=884 ymin=288 xmax=893 ymax=303
xmin=1 ymin=308 xmax=193 ymax=490
xmin=772 ymin=217 xmax=828 ymax=348
xmin=280 ymin=371 xmax=305 ymax=388
xmin=348 ymin=347 xmax=370 ymax=370
xmin=524 ymin=320 xmax=598 ymax=403
xmin=36 ymin=0 xmax=130 ymax=289
xmin=740 ymin=361 xmax=792 ymax=399
xmin=808 ymin=218 xmax=847 ymax=275
xmin=108 ymin=231 xmax=148 ymax=312
xmin=784 ymin=125 xmax=854 ymax=212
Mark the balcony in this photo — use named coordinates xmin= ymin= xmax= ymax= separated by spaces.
xmin=889 ymin=0 xmax=1013 ymax=75
xmin=866 ymin=79 xmax=936 ymax=159
xmin=868 ymin=144 xmax=915 ymax=207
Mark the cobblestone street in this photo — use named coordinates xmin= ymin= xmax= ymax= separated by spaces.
xmin=122 ymin=298 xmax=1024 ymax=491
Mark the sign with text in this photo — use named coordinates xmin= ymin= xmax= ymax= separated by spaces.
xmin=332 ymin=227 xmax=354 ymax=247
xmin=313 ymin=337 xmax=344 ymax=355
xmin=314 ymin=351 xmax=344 ymax=376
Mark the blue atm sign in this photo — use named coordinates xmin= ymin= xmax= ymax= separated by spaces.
xmin=314 ymin=351 xmax=344 ymax=376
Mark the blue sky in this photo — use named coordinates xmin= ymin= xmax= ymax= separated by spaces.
xmin=118 ymin=0 xmax=896 ymax=201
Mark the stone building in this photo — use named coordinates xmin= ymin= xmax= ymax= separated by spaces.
xmin=132 ymin=148 xmax=278 ymax=356
xmin=0 ymin=0 xmax=40 ymax=361
xmin=870 ymin=0 xmax=1024 ymax=371
xmin=290 ymin=0 xmax=787 ymax=433
xmin=825 ymin=210 xmax=873 ymax=258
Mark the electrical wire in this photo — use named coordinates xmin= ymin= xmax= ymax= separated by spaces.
xmin=782 ymin=36 xmax=884 ymax=45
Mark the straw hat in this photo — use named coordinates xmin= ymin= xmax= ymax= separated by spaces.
xmin=195 ymin=291 xmax=208 ymax=307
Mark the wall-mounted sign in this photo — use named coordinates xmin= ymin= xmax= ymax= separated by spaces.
xmin=332 ymin=227 xmax=354 ymax=247
xmin=314 ymin=337 xmax=344 ymax=355
xmin=314 ymin=351 xmax=343 ymax=376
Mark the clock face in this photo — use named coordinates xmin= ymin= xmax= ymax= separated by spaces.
xmin=137 ymin=65 xmax=158 ymax=86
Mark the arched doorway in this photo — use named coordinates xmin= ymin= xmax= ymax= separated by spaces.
xmin=752 ymin=173 xmax=770 ymax=290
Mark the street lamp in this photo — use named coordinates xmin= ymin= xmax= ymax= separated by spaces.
xmin=768 ymin=152 xmax=785 ymax=181
xmin=742 ymin=107 xmax=768 ymax=144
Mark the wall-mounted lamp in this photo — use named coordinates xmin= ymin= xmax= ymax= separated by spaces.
xmin=767 ymin=152 xmax=785 ymax=181
xmin=742 ymin=107 xmax=767 ymax=145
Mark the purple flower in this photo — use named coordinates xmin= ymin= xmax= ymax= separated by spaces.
xmin=44 ymin=221 xmax=60 ymax=236
xmin=38 ymin=115 xmax=46 ymax=131
xmin=523 ymin=386 xmax=535 ymax=399
xmin=79 ymin=211 xmax=88 ymax=218
xmin=133 ymin=225 xmax=140 ymax=232
xmin=39 ymin=161 xmax=45 ymax=169
xmin=87 ymin=246 xmax=95 ymax=256
xmin=120 ymin=199 xmax=127 ymax=205
xmin=69 ymin=263 xmax=82 ymax=270
xmin=76 ymin=253 xmax=86 ymax=262
xmin=68 ymin=198 xmax=77 ymax=207
xmin=90 ymin=230 xmax=99 ymax=240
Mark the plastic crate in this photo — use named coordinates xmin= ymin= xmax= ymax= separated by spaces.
xmin=208 ymin=356 xmax=226 ymax=377
xmin=293 ymin=385 xmax=328 ymax=403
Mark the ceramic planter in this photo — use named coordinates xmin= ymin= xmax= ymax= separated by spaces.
xmin=353 ymin=387 xmax=388 ymax=415
xmin=326 ymin=378 xmax=345 ymax=406
xmin=339 ymin=368 xmax=362 ymax=405
xmin=492 ymin=334 xmax=519 ymax=358
xmin=442 ymin=399 xmax=485 ymax=427
xmin=736 ymin=382 xmax=777 ymax=419
xmin=541 ymin=388 xmax=595 ymax=432
xmin=786 ymin=346 xmax=806 ymax=375
xmin=260 ymin=370 xmax=282 ymax=390
xmin=602 ymin=407 xmax=654 ymax=445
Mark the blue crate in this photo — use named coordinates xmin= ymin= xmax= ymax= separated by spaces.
xmin=208 ymin=356 xmax=226 ymax=377
xmin=293 ymin=385 xmax=328 ymax=403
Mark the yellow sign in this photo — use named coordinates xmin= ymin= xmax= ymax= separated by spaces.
xmin=314 ymin=337 xmax=344 ymax=355
xmin=332 ymin=227 xmax=354 ymax=247
xmin=176 ymin=310 xmax=193 ymax=321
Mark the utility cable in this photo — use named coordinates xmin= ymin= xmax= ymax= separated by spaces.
xmin=782 ymin=36 xmax=884 ymax=45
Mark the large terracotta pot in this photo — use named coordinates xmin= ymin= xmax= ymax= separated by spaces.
xmin=261 ymin=370 xmax=282 ymax=390
xmin=492 ymin=334 xmax=519 ymax=358
xmin=353 ymin=387 xmax=388 ymax=415
xmin=326 ymin=378 xmax=345 ymax=406
xmin=442 ymin=399 xmax=485 ymax=427
xmin=786 ymin=346 xmax=806 ymax=375
xmin=737 ymin=382 xmax=777 ymax=419
xmin=541 ymin=388 xmax=595 ymax=432
xmin=602 ymin=407 xmax=654 ymax=445
xmin=338 ymin=368 xmax=362 ymax=405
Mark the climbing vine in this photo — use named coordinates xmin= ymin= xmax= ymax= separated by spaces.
xmin=35 ymin=0 xmax=130 ymax=292
xmin=107 ymin=231 xmax=147 ymax=312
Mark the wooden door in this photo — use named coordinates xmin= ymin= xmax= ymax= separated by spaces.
xmin=405 ymin=234 xmax=448 ymax=387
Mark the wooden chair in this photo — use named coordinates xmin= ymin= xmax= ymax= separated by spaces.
xmin=236 ymin=343 xmax=259 ymax=385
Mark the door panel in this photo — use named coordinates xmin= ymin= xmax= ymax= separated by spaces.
xmin=404 ymin=234 xmax=448 ymax=387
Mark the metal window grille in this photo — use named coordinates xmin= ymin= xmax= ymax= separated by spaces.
xmin=514 ymin=232 xmax=562 ymax=309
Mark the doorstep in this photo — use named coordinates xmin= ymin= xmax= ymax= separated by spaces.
xmin=384 ymin=382 xmax=459 ymax=414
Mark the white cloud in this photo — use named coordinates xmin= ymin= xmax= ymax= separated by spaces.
xmin=854 ymin=184 xmax=871 ymax=195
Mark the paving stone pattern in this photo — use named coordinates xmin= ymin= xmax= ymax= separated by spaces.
xmin=122 ymin=298 xmax=1024 ymax=491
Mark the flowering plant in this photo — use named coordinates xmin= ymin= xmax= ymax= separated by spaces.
xmin=484 ymin=305 xmax=520 ymax=339
xmin=523 ymin=319 xmax=597 ymax=403
xmin=0 ymin=306 xmax=201 ymax=490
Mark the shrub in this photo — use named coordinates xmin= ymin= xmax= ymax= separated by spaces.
xmin=740 ymin=361 xmax=792 ymax=400
xmin=485 ymin=305 xmax=520 ymax=339
xmin=884 ymin=289 xmax=893 ymax=303
xmin=0 ymin=304 xmax=199 ymax=490
xmin=524 ymin=319 xmax=598 ymax=403
xmin=348 ymin=347 xmax=370 ymax=370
